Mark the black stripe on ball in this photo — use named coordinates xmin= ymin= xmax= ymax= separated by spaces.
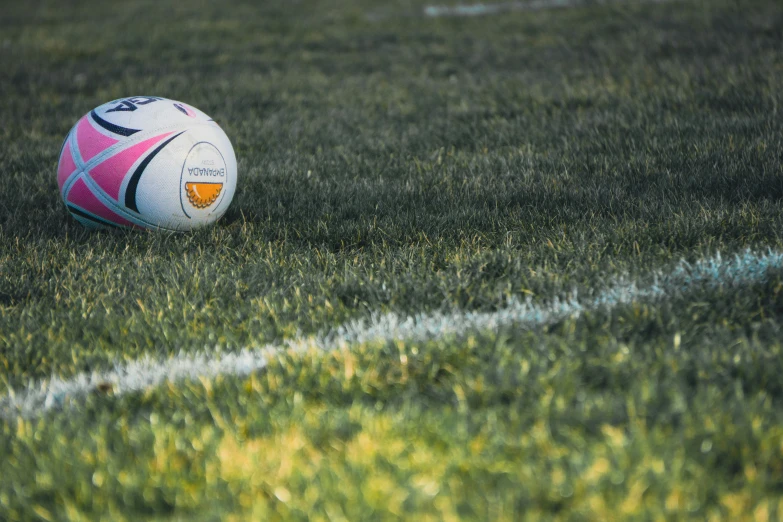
xmin=124 ymin=131 xmax=186 ymax=213
xmin=90 ymin=110 xmax=141 ymax=137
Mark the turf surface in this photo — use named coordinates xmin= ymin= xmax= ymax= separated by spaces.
xmin=2 ymin=0 xmax=783 ymax=519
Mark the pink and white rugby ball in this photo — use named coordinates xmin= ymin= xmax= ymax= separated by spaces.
xmin=57 ymin=96 xmax=237 ymax=231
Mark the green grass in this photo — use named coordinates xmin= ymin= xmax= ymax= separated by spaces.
xmin=2 ymin=0 xmax=783 ymax=519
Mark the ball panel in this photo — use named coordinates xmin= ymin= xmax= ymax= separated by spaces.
xmin=179 ymin=141 xmax=229 ymax=218
xmin=66 ymin=176 xmax=138 ymax=228
xmin=134 ymin=124 xmax=236 ymax=230
xmin=75 ymin=115 xmax=120 ymax=162
xmin=89 ymin=109 xmax=141 ymax=137
xmin=86 ymin=131 xmax=176 ymax=201
xmin=93 ymin=97 xmax=213 ymax=135
xmin=133 ymin=132 xmax=197 ymax=230
xmin=57 ymin=139 xmax=77 ymax=191
xmin=123 ymin=131 xmax=185 ymax=214
xmin=69 ymin=211 xmax=106 ymax=229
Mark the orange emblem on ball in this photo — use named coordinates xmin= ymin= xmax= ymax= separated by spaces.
xmin=185 ymin=182 xmax=222 ymax=209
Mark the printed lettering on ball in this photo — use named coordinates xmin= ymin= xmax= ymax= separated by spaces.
xmin=56 ymin=96 xmax=237 ymax=231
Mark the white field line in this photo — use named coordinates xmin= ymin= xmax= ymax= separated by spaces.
xmin=2 ymin=249 xmax=782 ymax=419
xmin=424 ymin=0 xmax=572 ymax=17
xmin=422 ymin=0 xmax=670 ymax=18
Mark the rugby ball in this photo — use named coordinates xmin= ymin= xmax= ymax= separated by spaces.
xmin=56 ymin=96 xmax=237 ymax=231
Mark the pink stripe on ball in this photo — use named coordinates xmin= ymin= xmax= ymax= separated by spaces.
xmin=87 ymin=132 xmax=174 ymax=201
xmin=76 ymin=116 xmax=119 ymax=162
xmin=66 ymin=177 xmax=136 ymax=228
xmin=57 ymin=141 xmax=77 ymax=191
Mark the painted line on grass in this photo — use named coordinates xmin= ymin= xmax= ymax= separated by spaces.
xmin=422 ymin=0 xmax=671 ymax=18
xmin=2 ymin=249 xmax=782 ymax=419
xmin=424 ymin=0 xmax=572 ymax=17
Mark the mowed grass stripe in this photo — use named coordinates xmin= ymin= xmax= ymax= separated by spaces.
xmin=422 ymin=0 xmax=673 ymax=18
xmin=3 ymin=248 xmax=780 ymax=418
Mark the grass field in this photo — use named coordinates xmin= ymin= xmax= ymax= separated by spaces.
xmin=2 ymin=0 xmax=783 ymax=519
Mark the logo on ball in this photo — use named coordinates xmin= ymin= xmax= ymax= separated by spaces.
xmin=185 ymin=182 xmax=222 ymax=209
xmin=179 ymin=142 xmax=228 ymax=217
